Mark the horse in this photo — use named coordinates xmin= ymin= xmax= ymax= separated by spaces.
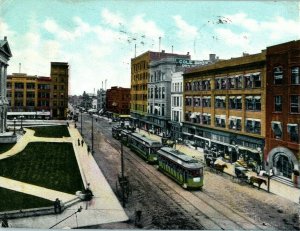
xmin=249 ymin=176 xmax=267 ymax=189
xmin=214 ymin=163 xmax=228 ymax=174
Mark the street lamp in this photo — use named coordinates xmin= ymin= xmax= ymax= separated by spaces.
xmin=20 ymin=115 xmax=24 ymax=131
xmin=13 ymin=117 xmax=16 ymax=135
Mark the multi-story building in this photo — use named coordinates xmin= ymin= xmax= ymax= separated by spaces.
xmin=106 ymin=86 xmax=130 ymax=115
xmin=183 ymin=52 xmax=266 ymax=169
xmin=97 ymin=88 xmax=106 ymax=114
xmin=7 ymin=62 xmax=69 ymax=119
xmin=0 ymin=36 xmax=12 ymax=136
xmin=50 ymin=62 xmax=69 ymax=119
xmin=170 ymin=71 xmax=184 ymax=140
xmin=130 ymin=50 xmax=190 ymax=129
xmin=265 ymin=40 xmax=300 ymax=187
xmin=147 ymin=53 xmax=191 ymax=135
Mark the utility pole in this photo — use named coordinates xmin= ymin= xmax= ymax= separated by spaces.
xmin=91 ymin=115 xmax=94 ymax=154
xmin=121 ymin=142 xmax=125 ymax=207
xmin=80 ymin=111 xmax=83 ymax=135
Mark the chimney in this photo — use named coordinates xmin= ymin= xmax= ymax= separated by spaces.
xmin=187 ymin=52 xmax=190 ymax=55
xmin=209 ymin=54 xmax=216 ymax=61
xmin=162 ymin=50 xmax=165 ymax=53
xmin=243 ymin=52 xmax=249 ymax=57
xmin=4 ymin=36 xmax=7 ymax=41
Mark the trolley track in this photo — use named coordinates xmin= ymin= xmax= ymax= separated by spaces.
xmin=103 ymin=133 xmax=269 ymax=230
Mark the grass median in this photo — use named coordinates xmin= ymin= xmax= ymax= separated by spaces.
xmin=0 ymin=143 xmax=15 ymax=154
xmin=29 ymin=125 xmax=70 ymax=138
xmin=0 ymin=188 xmax=53 ymax=212
xmin=0 ymin=142 xmax=84 ymax=194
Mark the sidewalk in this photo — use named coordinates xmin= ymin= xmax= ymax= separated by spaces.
xmin=2 ymin=123 xmax=128 ymax=228
xmin=137 ymin=129 xmax=300 ymax=204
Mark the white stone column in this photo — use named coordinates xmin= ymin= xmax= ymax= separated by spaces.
xmin=3 ymin=64 xmax=8 ymax=132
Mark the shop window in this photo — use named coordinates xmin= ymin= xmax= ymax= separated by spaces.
xmin=274 ymin=66 xmax=283 ymax=85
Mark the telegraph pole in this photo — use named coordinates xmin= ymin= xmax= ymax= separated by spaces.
xmin=91 ymin=115 xmax=94 ymax=154
xmin=121 ymin=142 xmax=125 ymax=207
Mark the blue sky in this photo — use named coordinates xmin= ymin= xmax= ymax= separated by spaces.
xmin=0 ymin=0 xmax=299 ymax=95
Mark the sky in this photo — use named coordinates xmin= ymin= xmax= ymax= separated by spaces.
xmin=0 ymin=0 xmax=299 ymax=95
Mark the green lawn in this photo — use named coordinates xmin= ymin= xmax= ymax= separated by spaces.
xmin=0 ymin=187 xmax=53 ymax=212
xmin=29 ymin=125 xmax=70 ymax=138
xmin=0 ymin=142 xmax=84 ymax=194
xmin=0 ymin=143 xmax=15 ymax=154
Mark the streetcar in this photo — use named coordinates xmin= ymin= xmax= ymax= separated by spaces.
xmin=157 ymin=147 xmax=204 ymax=190
xmin=120 ymin=129 xmax=133 ymax=146
xmin=112 ymin=125 xmax=122 ymax=139
xmin=127 ymin=132 xmax=162 ymax=164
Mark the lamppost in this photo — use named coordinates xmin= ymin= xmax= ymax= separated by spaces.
xmin=80 ymin=110 xmax=83 ymax=135
xmin=91 ymin=114 xmax=94 ymax=154
xmin=20 ymin=115 xmax=24 ymax=131
xmin=13 ymin=117 xmax=16 ymax=135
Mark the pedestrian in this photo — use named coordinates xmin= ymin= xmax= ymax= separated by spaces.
xmin=81 ymin=139 xmax=84 ymax=146
xmin=1 ymin=214 xmax=8 ymax=228
xmin=135 ymin=210 xmax=142 ymax=225
xmin=78 ymin=138 xmax=80 ymax=146
xmin=87 ymin=146 xmax=90 ymax=153
xmin=75 ymin=123 xmax=77 ymax=128
xmin=54 ymin=198 xmax=62 ymax=214
xmin=66 ymin=122 xmax=69 ymax=127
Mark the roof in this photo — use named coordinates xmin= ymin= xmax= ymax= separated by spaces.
xmin=158 ymin=147 xmax=203 ymax=169
xmin=129 ymin=132 xmax=162 ymax=147
xmin=0 ymin=37 xmax=12 ymax=58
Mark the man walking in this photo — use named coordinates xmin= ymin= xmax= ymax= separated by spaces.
xmin=78 ymin=138 xmax=80 ymax=146
xmin=81 ymin=139 xmax=84 ymax=147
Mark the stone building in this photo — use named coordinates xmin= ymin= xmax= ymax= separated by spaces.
xmin=0 ymin=37 xmax=12 ymax=133
xmin=265 ymin=40 xmax=300 ymax=187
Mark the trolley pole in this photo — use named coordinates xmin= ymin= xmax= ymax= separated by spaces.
xmin=121 ymin=142 xmax=125 ymax=208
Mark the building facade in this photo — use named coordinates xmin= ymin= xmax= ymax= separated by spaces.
xmin=265 ymin=40 xmax=300 ymax=187
xmin=130 ymin=50 xmax=190 ymax=129
xmin=170 ymin=71 xmax=184 ymax=140
xmin=97 ymin=88 xmax=106 ymax=114
xmin=7 ymin=62 xmax=69 ymax=119
xmin=50 ymin=62 xmax=69 ymax=119
xmin=0 ymin=36 xmax=12 ymax=133
xmin=106 ymin=86 xmax=130 ymax=115
xmin=183 ymin=52 xmax=266 ymax=170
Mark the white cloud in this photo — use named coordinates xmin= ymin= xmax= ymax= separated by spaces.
xmin=130 ymin=15 xmax=164 ymax=39
xmin=101 ymin=8 xmax=124 ymax=28
xmin=214 ymin=28 xmax=250 ymax=48
xmin=173 ymin=15 xmax=198 ymax=39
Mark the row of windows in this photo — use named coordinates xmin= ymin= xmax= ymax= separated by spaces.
xmin=172 ymin=82 xmax=183 ymax=92
xmin=132 ymin=84 xmax=147 ymax=91
xmin=271 ymin=121 xmax=299 ymax=143
xmin=185 ymin=95 xmax=261 ymax=111
xmin=150 ymin=70 xmax=166 ymax=83
xmin=7 ymin=92 xmax=63 ymax=99
xmin=148 ymin=103 xmax=165 ymax=116
xmin=132 ymin=72 xmax=148 ymax=82
xmin=172 ymin=96 xmax=182 ymax=107
xmin=185 ymin=72 xmax=261 ymax=91
xmin=185 ymin=113 xmax=261 ymax=135
xmin=132 ymin=61 xmax=148 ymax=73
xmin=273 ymin=66 xmax=299 ymax=85
xmin=148 ymin=87 xmax=166 ymax=99
xmin=274 ymin=95 xmax=300 ymax=113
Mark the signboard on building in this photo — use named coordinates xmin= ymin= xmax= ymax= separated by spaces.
xmin=176 ymin=59 xmax=211 ymax=67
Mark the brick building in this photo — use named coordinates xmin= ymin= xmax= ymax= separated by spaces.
xmin=106 ymin=86 xmax=130 ymax=115
xmin=183 ymin=52 xmax=266 ymax=169
xmin=265 ymin=40 xmax=300 ymax=187
xmin=7 ymin=62 xmax=69 ymax=119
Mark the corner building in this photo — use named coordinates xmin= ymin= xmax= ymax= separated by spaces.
xmin=183 ymin=52 xmax=266 ymax=169
xmin=265 ymin=40 xmax=300 ymax=187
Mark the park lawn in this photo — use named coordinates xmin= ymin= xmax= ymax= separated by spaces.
xmin=0 ymin=187 xmax=53 ymax=212
xmin=0 ymin=142 xmax=84 ymax=194
xmin=0 ymin=143 xmax=15 ymax=154
xmin=29 ymin=125 xmax=70 ymax=138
